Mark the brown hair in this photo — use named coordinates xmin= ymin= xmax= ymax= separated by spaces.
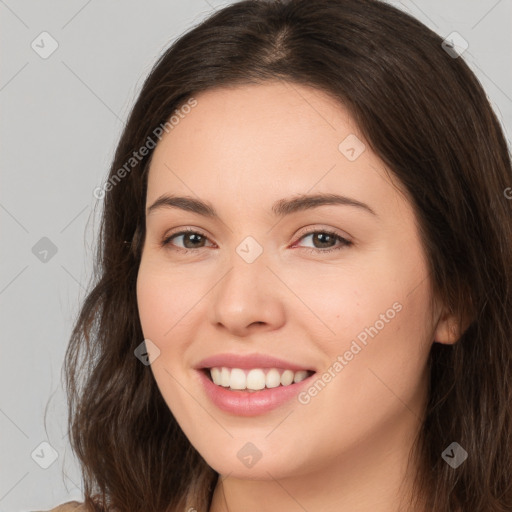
xmin=63 ymin=0 xmax=512 ymax=511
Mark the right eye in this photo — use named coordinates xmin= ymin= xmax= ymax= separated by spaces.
xmin=161 ymin=228 xmax=216 ymax=253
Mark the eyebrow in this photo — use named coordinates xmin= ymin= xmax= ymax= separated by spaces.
xmin=146 ymin=193 xmax=377 ymax=218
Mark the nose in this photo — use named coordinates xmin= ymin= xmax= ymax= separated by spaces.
xmin=208 ymin=248 xmax=286 ymax=338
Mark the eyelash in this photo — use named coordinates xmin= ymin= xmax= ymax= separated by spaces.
xmin=160 ymin=227 xmax=353 ymax=255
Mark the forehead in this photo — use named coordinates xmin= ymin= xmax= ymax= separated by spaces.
xmin=146 ymin=81 xmax=409 ymax=219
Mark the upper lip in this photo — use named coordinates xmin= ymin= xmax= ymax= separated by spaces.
xmin=195 ymin=353 xmax=316 ymax=372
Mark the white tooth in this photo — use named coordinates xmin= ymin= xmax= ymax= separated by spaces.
xmin=229 ymin=368 xmax=247 ymax=390
xmin=280 ymin=369 xmax=294 ymax=386
xmin=220 ymin=367 xmax=230 ymax=387
xmin=212 ymin=367 xmax=310 ymax=390
xmin=293 ymin=370 xmax=309 ymax=383
xmin=246 ymin=369 xmax=266 ymax=390
xmin=210 ymin=367 xmax=221 ymax=385
xmin=265 ymin=368 xmax=281 ymax=388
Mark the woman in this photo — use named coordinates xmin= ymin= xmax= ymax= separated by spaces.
xmin=43 ymin=0 xmax=512 ymax=510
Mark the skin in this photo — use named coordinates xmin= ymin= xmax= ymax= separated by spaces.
xmin=136 ymin=80 xmax=461 ymax=512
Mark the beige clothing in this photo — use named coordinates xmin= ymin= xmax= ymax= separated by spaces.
xmin=34 ymin=501 xmax=87 ymax=512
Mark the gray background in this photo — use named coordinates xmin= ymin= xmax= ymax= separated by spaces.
xmin=1 ymin=1 xmax=511 ymax=510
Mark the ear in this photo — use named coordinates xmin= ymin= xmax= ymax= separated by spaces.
xmin=433 ymin=307 xmax=461 ymax=345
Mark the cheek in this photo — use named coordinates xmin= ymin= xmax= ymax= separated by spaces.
xmin=292 ymin=293 xmax=431 ymax=468
xmin=135 ymin=258 xmax=212 ymax=405
xmin=276 ymin=258 xmax=403 ymax=346
xmin=291 ymin=245 xmax=433 ymax=409
xmin=136 ymin=262 xmax=200 ymax=420
xmin=136 ymin=267 xmax=172 ymax=341
xmin=309 ymin=237 xmax=433 ymax=356
xmin=136 ymin=259 xmax=203 ymax=344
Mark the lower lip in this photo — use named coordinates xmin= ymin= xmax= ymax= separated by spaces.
xmin=197 ymin=369 xmax=315 ymax=417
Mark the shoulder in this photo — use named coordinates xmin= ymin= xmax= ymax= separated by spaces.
xmin=33 ymin=501 xmax=88 ymax=512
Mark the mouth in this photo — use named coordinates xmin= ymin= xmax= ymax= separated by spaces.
xmin=200 ymin=367 xmax=316 ymax=392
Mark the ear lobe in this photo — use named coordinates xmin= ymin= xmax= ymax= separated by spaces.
xmin=433 ymin=305 xmax=473 ymax=345
xmin=433 ymin=310 xmax=460 ymax=345
xmin=432 ymin=290 xmax=475 ymax=345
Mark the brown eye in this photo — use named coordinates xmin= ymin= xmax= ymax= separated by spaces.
xmin=295 ymin=230 xmax=352 ymax=253
xmin=308 ymin=232 xmax=337 ymax=249
xmin=180 ymin=232 xmax=206 ymax=249
xmin=161 ymin=229 xmax=214 ymax=252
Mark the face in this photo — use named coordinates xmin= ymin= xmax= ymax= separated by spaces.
xmin=136 ymin=81 xmax=442 ymax=480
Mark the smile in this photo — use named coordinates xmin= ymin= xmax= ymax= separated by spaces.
xmin=206 ymin=367 xmax=314 ymax=391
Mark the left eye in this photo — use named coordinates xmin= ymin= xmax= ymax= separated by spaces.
xmin=294 ymin=230 xmax=352 ymax=253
